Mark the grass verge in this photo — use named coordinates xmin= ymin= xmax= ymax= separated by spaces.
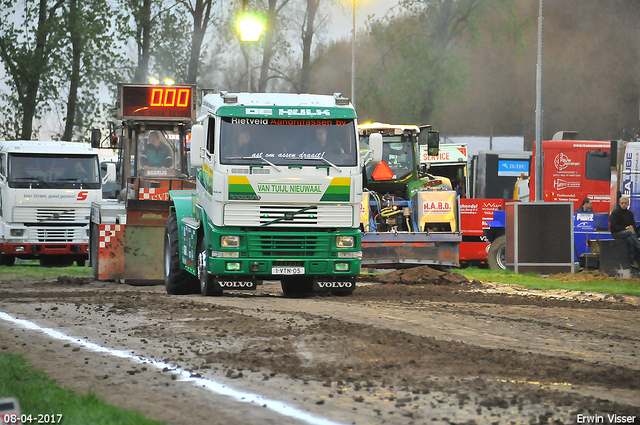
xmin=0 ymin=262 xmax=93 ymax=282
xmin=456 ymin=267 xmax=640 ymax=297
xmin=0 ymin=352 xmax=165 ymax=425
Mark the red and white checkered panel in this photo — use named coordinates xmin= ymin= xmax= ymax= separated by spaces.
xmin=99 ymin=224 xmax=123 ymax=248
xmin=139 ymin=188 xmax=170 ymax=200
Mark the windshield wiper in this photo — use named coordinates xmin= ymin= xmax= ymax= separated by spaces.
xmin=13 ymin=177 xmax=51 ymax=188
xmin=55 ymin=178 xmax=88 ymax=188
xmin=226 ymin=156 xmax=281 ymax=172
xmin=286 ymin=156 xmax=341 ymax=171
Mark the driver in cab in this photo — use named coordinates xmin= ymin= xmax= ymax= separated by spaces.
xmin=141 ymin=131 xmax=172 ymax=168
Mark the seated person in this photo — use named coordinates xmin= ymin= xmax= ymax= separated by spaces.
xmin=141 ymin=131 xmax=173 ymax=168
xmin=221 ymin=130 xmax=253 ymax=159
xmin=65 ymin=160 xmax=90 ymax=181
xmin=576 ymin=197 xmax=593 ymax=213
xmin=610 ymin=196 xmax=640 ymax=268
xmin=313 ymin=127 xmax=344 ymax=155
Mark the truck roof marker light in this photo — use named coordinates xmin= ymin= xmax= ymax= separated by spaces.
xmin=333 ymin=93 xmax=349 ymax=105
xmin=220 ymin=91 xmax=238 ymax=104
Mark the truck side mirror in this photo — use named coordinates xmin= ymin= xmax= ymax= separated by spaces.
xmin=103 ymin=163 xmax=117 ymax=184
xmin=368 ymin=133 xmax=383 ymax=163
xmin=90 ymin=129 xmax=102 ymax=149
xmin=427 ymin=131 xmax=439 ymax=156
xmin=190 ymin=124 xmax=205 ymax=168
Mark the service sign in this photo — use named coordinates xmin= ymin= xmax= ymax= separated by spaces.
xmin=117 ymin=83 xmax=196 ymax=121
xmin=420 ymin=144 xmax=467 ymax=164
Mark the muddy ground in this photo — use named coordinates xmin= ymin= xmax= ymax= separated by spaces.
xmin=0 ymin=267 xmax=639 ymax=425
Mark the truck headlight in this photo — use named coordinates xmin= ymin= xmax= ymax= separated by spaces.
xmin=220 ymin=235 xmax=240 ymax=247
xmin=335 ymin=236 xmax=354 ymax=248
xmin=10 ymin=229 xmax=24 ymax=237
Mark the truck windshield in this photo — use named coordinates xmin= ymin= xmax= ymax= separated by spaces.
xmin=136 ymin=129 xmax=184 ymax=177
xmin=8 ymin=154 xmax=100 ymax=189
xmin=219 ymin=118 xmax=357 ymax=167
xmin=361 ymin=136 xmax=414 ymax=180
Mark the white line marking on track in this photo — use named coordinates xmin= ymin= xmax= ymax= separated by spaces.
xmin=0 ymin=311 xmax=345 ymax=425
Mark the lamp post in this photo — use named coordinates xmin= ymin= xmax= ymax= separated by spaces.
xmin=351 ymin=0 xmax=356 ymax=106
xmin=238 ymin=14 xmax=264 ymax=92
xmin=534 ymin=0 xmax=544 ymax=202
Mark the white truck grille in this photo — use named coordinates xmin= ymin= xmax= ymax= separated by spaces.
xmin=35 ymin=227 xmax=86 ymax=243
xmin=224 ymin=204 xmax=353 ymax=227
xmin=13 ymin=207 xmax=90 ymax=223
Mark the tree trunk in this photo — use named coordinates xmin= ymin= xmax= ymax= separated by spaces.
xmin=62 ymin=0 xmax=82 ymax=141
xmin=20 ymin=0 xmax=59 ymax=140
xmin=186 ymin=0 xmax=213 ymax=85
xmin=299 ymin=0 xmax=319 ymax=93
xmin=133 ymin=0 xmax=152 ymax=83
xmin=258 ymin=0 xmax=280 ymax=92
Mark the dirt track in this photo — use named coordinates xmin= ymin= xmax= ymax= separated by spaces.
xmin=1 ymin=267 xmax=639 ymax=425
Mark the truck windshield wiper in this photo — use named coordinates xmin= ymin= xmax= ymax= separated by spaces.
xmin=13 ymin=177 xmax=50 ymax=187
xmin=227 ymin=156 xmax=281 ymax=172
xmin=55 ymin=178 xmax=88 ymax=188
xmin=285 ymin=156 xmax=340 ymax=171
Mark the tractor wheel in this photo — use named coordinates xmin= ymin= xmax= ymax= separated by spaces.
xmin=164 ymin=214 xmax=198 ymax=295
xmin=197 ymin=237 xmax=222 ymax=297
xmin=487 ymin=235 xmax=507 ymax=271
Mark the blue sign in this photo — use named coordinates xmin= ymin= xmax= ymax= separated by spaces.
xmin=498 ymin=160 xmax=529 ymax=177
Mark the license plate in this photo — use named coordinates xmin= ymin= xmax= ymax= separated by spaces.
xmin=272 ymin=267 xmax=305 ymax=275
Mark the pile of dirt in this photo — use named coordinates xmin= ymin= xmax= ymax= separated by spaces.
xmin=365 ymin=265 xmax=476 ymax=286
xmin=55 ymin=276 xmax=93 ymax=285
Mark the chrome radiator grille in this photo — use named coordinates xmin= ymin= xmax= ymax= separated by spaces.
xmin=13 ymin=207 xmax=90 ymax=223
xmin=35 ymin=227 xmax=86 ymax=243
xmin=247 ymin=234 xmax=330 ymax=257
xmin=224 ymin=204 xmax=353 ymax=227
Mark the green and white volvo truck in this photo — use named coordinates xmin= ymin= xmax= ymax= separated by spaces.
xmin=164 ymin=92 xmax=381 ymax=296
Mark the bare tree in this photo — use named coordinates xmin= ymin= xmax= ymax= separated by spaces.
xmin=257 ymin=0 xmax=290 ymax=92
xmin=0 ymin=0 xmax=65 ymax=140
xmin=299 ymin=0 xmax=320 ymax=92
xmin=132 ymin=0 xmax=153 ymax=83
xmin=177 ymin=0 xmax=217 ymax=84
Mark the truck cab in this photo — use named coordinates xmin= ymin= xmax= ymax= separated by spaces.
xmin=165 ymin=92 xmax=367 ymax=297
xmin=0 ymin=141 xmax=103 ymax=266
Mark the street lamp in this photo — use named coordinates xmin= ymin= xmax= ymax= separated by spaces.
xmin=238 ymin=14 xmax=264 ymax=92
xmin=534 ymin=0 xmax=544 ymax=202
xmin=351 ymin=0 xmax=356 ymax=106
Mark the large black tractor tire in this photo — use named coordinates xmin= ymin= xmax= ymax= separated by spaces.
xmin=487 ymin=235 xmax=507 ymax=271
xmin=164 ymin=214 xmax=199 ymax=295
xmin=197 ymin=237 xmax=222 ymax=297
xmin=281 ymin=277 xmax=313 ymax=298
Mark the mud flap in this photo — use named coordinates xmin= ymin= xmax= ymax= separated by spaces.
xmin=312 ymin=278 xmax=356 ymax=293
